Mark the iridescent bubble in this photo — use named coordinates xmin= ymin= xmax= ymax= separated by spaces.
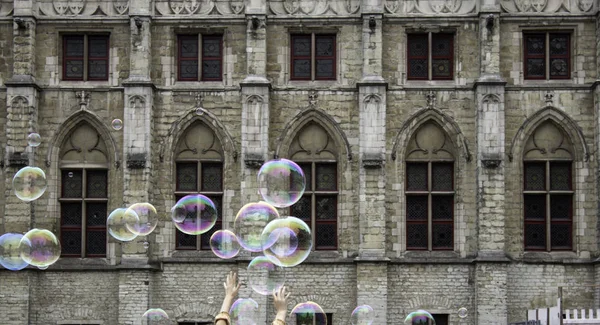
xmin=107 ymin=208 xmax=139 ymax=242
xmin=27 ymin=133 xmax=41 ymax=147
xmin=257 ymin=159 xmax=306 ymax=208
xmin=196 ymin=107 xmax=205 ymax=116
xmin=143 ymin=241 xmax=149 ymax=250
xmin=247 ymin=256 xmax=285 ymax=296
xmin=265 ymin=227 xmax=298 ymax=257
xmin=261 ymin=216 xmax=312 ymax=267
xmin=19 ymin=229 xmax=61 ymax=268
xmin=291 ymin=301 xmax=328 ymax=325
xmin=234 ymin=202 xmax=280 ymax=252
xmin=458 ymin=307 xmax=468 ymax=318
xmin=68 ymin=172 xmax=74 ymax=178
xmin=0 ymin=233 xmax=29 ymax=271
xmin=142 ymin=308 xmax=169 ymax=325
xmin=351 ymin=305 xmax=375 ymax=325
xmin=125 ymin=203 xmax=158 ymax=236
xmin=38 ymin=265 xmax=48 ymax=270
xmin=405 ymin=310 xmax=435 ymax=324
xmin=210 ymin=230 xmax=241 ymax=259
xmin=13 ymin=166 xmax=48 ymax=202
xmin=111 ymin=119 xmax=123 ymax=130
xmin=171 ymin=195 xmax=218 ymax=235
xmin=230 ymin=298 xmax=259 ymax=325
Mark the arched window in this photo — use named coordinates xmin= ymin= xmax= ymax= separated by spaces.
xmin=523 ymin=121 xmax=573 ymax=251
xmin=288 ymin=122 xmax=338 ymax=250
xmin=405 ymin=122 xmax=455 ymax=251
xmin=174 ymin=121 xmax=223 ymax=250
xmin=59 ymin=122 xmax=109 ymax=258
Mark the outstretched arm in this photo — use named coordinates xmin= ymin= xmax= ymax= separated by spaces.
xmin=272 ymin=286 xmax=291 ymax=325
xmin=215 ymin=271 xmax=241 ymax=325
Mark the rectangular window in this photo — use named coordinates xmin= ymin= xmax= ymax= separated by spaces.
xmin=175 ymin=162 xmax=223 ymax=250
xmin=59 ymin=169 xmax=108 ymax=257
xmin=291 ymin=34 xmax=336 ymax=80
xmin=524 ymin=32 xmax=570 ymax=80
xmin=296 ymin=312 xmax=333 ymax=325
xmin=178 ymin=35 xmax=223 ymax=81
xmin=63 ymin=35 xmax=109 ymax=81
xmin=407 ymin=33 xmax=454 ymax=80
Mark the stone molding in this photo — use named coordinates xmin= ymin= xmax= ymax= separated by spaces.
xmin=243 ymin=153 xmax=265 ymax=169
xmin=126 ymin=153 xmax=146 ymax=169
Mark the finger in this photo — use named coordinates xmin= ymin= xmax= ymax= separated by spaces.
xmin=285 ymin=292 xmax=291 ymax=299
xmin=223 ymin=282 xmax=227 ymax=290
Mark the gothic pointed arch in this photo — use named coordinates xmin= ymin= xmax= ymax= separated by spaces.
xmin=509 ymin=106 xmax=589 ymax=162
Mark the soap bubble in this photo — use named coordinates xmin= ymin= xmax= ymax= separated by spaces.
xmin=247 ymin=256 xmax=285 ymax=296
xmin=125 ymin=203 xmax=158 ymax=236
xmin=27 ymin=133 xmax=41 ymax=147
xmin=258 ymin=159 xmax=305 ymax=208
xmin=171 ymin=195 xmax=218 ymax=235
xmin=405 ymin=310 xmax=435 ymax=324
xmin=107 ymin=208 xmax=139 ymax=242
xmin=291 ymin=301 xmax=328 ymax=325
xmin=234 ymin=202 xmax=279 ymax=252
xmin=142 ymin=308 xmax=169 ymax=325
xmin=261 ymin=216 xmax=312 ymax=267
xmin=13 ymin=166 xmax=48 ymax=202
xmin=38 ymin=265 xmax=49 ymax=270
xmin=143 ymin=241 xmax=149 ymax=250
xmin=0 ymin=233 xmax=29 ymax=271
xmin=351 ymin=305 xmax=375 ymax=325
xmin=458 ymin=307 xmax=468 ymax=318
xmin=196 ymin=107 xmax=205 ymax=116
xmin=230 ymin=298 xmax=259 ymax=325
xmin=111 ymin=119 xmax=123 ymax=130
xmin=264 ymin=226 xmax=298 ymax=257
xmin=19 ymin=228 xmax=61 ymax=268
xmin=68 ymin=172 xmax=74 ymax=178
xmin=210 ymin=230 xmax=241 ymax=259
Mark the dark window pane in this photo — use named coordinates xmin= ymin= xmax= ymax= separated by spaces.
xmin=408 ymin=34 xmax=428 ymax=57
xmin=61 ymin=202 xmax=82 ymax=226
xmin=180 ymin=60 xmax=198 ymax=80
xmin=524 ymin=195 xmax=546 ymax=220
xmin=292 ymin=36 xmax=311 ymax=56
xmin=316 ymin=196 xmax=336 ymax=220
xmin=407 ymin=163 xmax=427 ymax=191
xmin=526 ymin=35 xmax=545 ymax=55
xmin=61 ymin=230 xmax=81 ymax=255
xmin=407 ymin=223 xmax=427 ymax=249
xmin=65 ymin=36 xmax=84 ymax=57
xmin=180 ymin=38 xmax=198 ymax=58
xmin=201 ymin=163 xmax=223 ymax=192
xmin=315 ymin=36 xmax=334 ymax=56
xmin=203 ymin=38 xmax=221 ymax=57
xmin=550 ymin=162 xmax=571 ymax=190
xmin=201 ymin=222 xmax=220 ymax=250
xmin=62 ymin=170 xmax=83 ymax=197
xmin=550 ymin=223 xmax=571 ymax=249
xmin=316 ymin=223 xmax=336 ymax=249
xmin=88 ymin=37 xmax=108 ymax=58
xmin=176 ymin=230 xmax=196 ymax=249
xmin=408 ymin=59 xmax=427 ymax=79
xmin=407 ymin=196 xmax=428 ymax=220
xmin=525 ymin=223 xmax=546 ymax=249
xmin=433 ymin=314 xmax=449 ymax=325
xmin=88 ymin=60 xmax=107 ymax=80
xmin=432 ymin=163 xmax=453 ymax=191
xmin=524 ymin=163 xmax=545 ymax=191
xmin=205 ymin=196 xmax=222 ymax=220
xmin=432 ymin=34 xmax=452 ymax=56
xmin=293 ymin=60 xmax=311 ymax=78
xmin=290 ymin=196 xmax=311 ymax=221
xmin=86 ymin=170 xmax=107 ymax=198
xmin=550 ymin=195 xmax=572 ymax=220
xmin=432 ymin=223 xmax=452 ymax=249
xmin=432 ymin=59 xmax=451 ymax=78
xmin=316 ymin=164 xmax=336 ymax=191
xmin=550 ymin=58 xmax=568 ymax=77
xmin=202 ymin=60 xmax=221 ymax=80
xmin=65 ymin=60 xmax=84 ymax=79
xmin=526 ymin=59 xmax=545 ymax=78
xmin=86 ymin=230 xmax=106 ymax=256
xmin=549 ymin=34 xmax=568 ymax=55
xmin=315 ymin=59 xmax=334 ymax=78
xmin=299 ymin=163 xmax=312 ymax=191
xmin=432 ymin=196 xmax=453 ymax=220
xmin=86 ymin=203 xmax=107 ymax=226
xmin=176 ymin=163 xmax=197 ymax=191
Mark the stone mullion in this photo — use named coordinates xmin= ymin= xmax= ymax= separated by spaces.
xmin=356 ymin=263 xmax=387 ymax=324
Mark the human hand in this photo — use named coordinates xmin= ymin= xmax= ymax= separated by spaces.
xmin=223 ymin=271 xmax=241 ymax=299
xmin=273 ymin=286 xmax=291 ymax=318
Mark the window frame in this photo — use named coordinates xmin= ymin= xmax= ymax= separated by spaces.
xmin=523 ymin=32 xmax=571 ymax=80
xmin=62 ymin=34 xmax=110 ymax=81
xmin=290 ymin=33 xmax=337 ymax=81
xmin=177 ymin=34 xmax=224 ymax=82
xmin=407 ymin=32 xmax=454 ymax=81
xmin=295 ymin=312 xmax=333 ymax=325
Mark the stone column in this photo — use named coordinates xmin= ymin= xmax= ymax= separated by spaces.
xmin=475 ymin=263 xmax=508 ymax=325
xmin=118 ymin=270 xmax=150 ymax=325
xmin=356 ymin=263 xmax=387 ymax=324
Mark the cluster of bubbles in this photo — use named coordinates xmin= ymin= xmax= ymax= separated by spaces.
xmin=107 ymin=202 xmax=159 ymax=248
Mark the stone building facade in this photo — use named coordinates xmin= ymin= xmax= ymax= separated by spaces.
xmin=0 ymin=0 xmax=599 ymax=324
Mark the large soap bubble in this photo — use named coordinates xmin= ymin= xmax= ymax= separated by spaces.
xmin=107 ymin=208 xmax=139 ymax=241
xmin=210 ymin=230 xmax=241 ymax=259
xmin=171 ymin=194 xmax=218 ymax=235
xmin=261 ymin=216 xmax=312 ymax=267
xmin=13 ymin=166 xmax=48 ymax=202
xmin=142 ymin=308 xmax=169 ymax=325
xmin=0 ymin=233 xmax=29 ymax=271
xmin=291 ymin=301 xmax=328 ymax=325
xmin=351 ymin=305 xmax=375 ymax=325
xmin=125 ymin=203 xmax=158 ymax=236
xmin=19 ymin=229 xmax=61 ymax=268
xmin=258 ymin=159 xmax=306 ymax=208
xmin=405 ymin=310 xmax=435 ymax=324
xmin=247 ymin=256 xmax=285 ymax=296
xmin=230 ymin=298 xmax=259 ymax=325
xmin=234 ymin=202 xmax=279 ymax=252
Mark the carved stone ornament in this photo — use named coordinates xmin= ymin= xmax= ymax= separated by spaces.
xmin=426 ymin=91 xmax=436 ymax=109
xmin=269 ymin=0 xmax=360 ymax=16
xmin=155 ymin=0 xmax=244 ymax=15
xmin=8 ymin=152 xmax=29 ymax=167
xmin=53 ymin=0 xmax=86 ymax=15
xmin=76 ymin=90 xmax=90 ymax=110
xmin=113 ymin=0 xmax=129 ymax=15
xmin=308 ymin=91 xmax=318 ymax=109
xmin=501 ymin=0 xmax=594 ymax=13
xmin=362 ymin=154 xmax=384 ymax=168
xmin=126 ymin=153 xmax=147 ymax=169
xmin=129 ymin=95 xmax=146 ymax=109
xmin=481 ymin=159 xmax=501 ymax=168
xmin=244 ymin=153 xmax=264 ymax=169
xmin=385 ymin=0 xmax=476 ymax=14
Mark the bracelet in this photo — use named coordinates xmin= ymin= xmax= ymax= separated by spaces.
xmin=214 ymin=311 xmax=231 ymax=325
xmin=272 ymin=319 xmax=286 ymax=325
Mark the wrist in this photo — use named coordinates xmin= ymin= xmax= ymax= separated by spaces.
xmin=276 ymin=310 xmax=287 ymax=320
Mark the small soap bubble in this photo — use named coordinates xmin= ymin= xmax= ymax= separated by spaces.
xmin=457 ymin=307 xmax=468 ymax=318
xmin=13 ymin=166 xmax=48 ymax=202
xmin=230 ymin=298 xmax=259 ymax=325
xmin=261 ymin=216 xmax=312 ymax=267
xmin=27 ymin=133 xmax=41 ymax=147
xmin=142 ymin=308 xmax=169 ymax=325
xmin=405 ymin=310 xmax=435 ymax=324
xmin=234 ymin=202 xmax=280 ymax=252
xmin=351 ymin=305 xmax=375 ymax=325
xmin=111 ymin=119 xmax=123 ymax=130
xmin=143 ymin=241 xmax=150 ymax=250
xmin=125 ymin=203 xmax=158 ymax=236
xmin=68 ymin=172 xmax=74 ymax=178
xmin=0 ymin=233 xmax=29 ymax=271
xmin=107 ymin=208 xmax=139 ymax=242
xmin=19 ymin=228 xmax=61 ymax=268
xmin=210 ymin=230 xmax=241 ymax=259
xmin=196 ymin=107 xmax=205 ymax=116
xmin=258 ymin=159 xmax=306 ymax=208
xmin=247 ymin=256 xmax=285 ymax=296
xmin=291 ymin=302 xmax=328 ymax=325
xmin=171 ymin=195 xmax=218 ymax=235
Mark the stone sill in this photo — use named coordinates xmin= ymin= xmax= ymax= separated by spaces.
xmin=517 ymin=251 xmax=593 ymax=264
xmin=14 ymin=258 xmax=160 ymax=272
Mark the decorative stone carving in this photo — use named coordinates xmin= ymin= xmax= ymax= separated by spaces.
xmin=362 ymin=153 xmax=384 ymax=168
xmin=53 ymin=0 xmax=86 ymax=15
xmin=308 ymin=91 xmax=318 ymax=109
xmin=8 ymin=152 xmax=28 ymax=167
xmin=426 ymin=91 xmax=436 ymax=109
xmin=385 ymin=0 xmax=476 ymax=14
xmin=155 ymin=0 xmax=245 ymax=15
xmin=113 ymin=0 xmax=129 ymax=15
xmin=126 ymin=153 xmax=147 ymax=169
xmin=75 ymin=90 xmax=90 ymax=110
xmin=501 ymin=0 xmax=595 ymax=13
xmin=244 ymin=153 xmax=264 ymax=168
xmin=129 ymin=95 xmax=146 ymax=109
xmin=481 ymin=158 xmax=502 ymax=168
xmin=544 ymin=91 xmax=554 ymax=105
xmin=269 ymin=0 xmax=360 ymax=16
xmin=38 ymin=0 xmax=131 ymax=16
